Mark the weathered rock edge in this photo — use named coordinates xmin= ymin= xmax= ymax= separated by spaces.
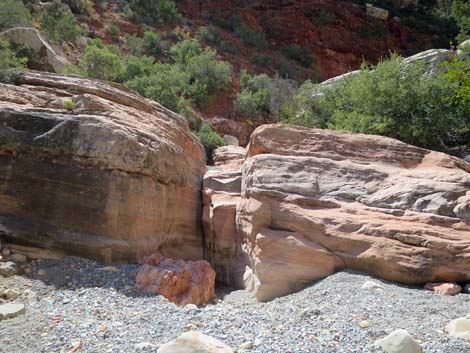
xmin=0 ymin=71 xmax=206 ymax=263
xmin=204 ymin=124 xmax=470 ymax=301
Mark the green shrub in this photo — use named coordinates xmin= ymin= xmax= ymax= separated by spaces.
xmin=197 ymin=26 xmax=221 ymax=45
xmin=444 ymin=47 xmax=470 ymax=106
xmin=143 ymin=31 xmax=167 ymax=56
xmin=0 ymin=0 xmax=31 ymax=31
xmin=63 ymin=0 xmax=94 ymax=15
xmin=196 ymin=124 xmax=225 ymax=163
xmin=235 ymin=70 xmax=296 ymax=121
xmin=281 ymin=80 xmax=327 ymax=128
xmin=128 ymin=0 xmax=182 ymax=26
xmin=40 ymin=4 xmax=82 ymax=43
xmin=186 ymin=50 xmax=233 ymax=104
xmin=358 ymin=19 xmax=390 ymax=39
xmin=0 ymin=39 xmax=27 ymax=83
xmin=251 ymin=53 xmax=273 ymax=67
xmin=280 ymin=45 xmax=315 ymax=68
xmin=170 ymin=39 xmax=203 ymax=64
xmin=234 ymin=26 xmax=268 ymax=49
xmin=451 ymin=0 xmax=470 ymax=42
xmin=106 ymin=23 xmax=121 ymax=40
xmin=63 ymin=99 xmax=76 ymax=110
xmin=125 ymin=63 xmax=189 ymax=112
xmin=119 ymin=55 xmax=155 ymax=82
xmin=124 ymin=33 xmax=145 ymax=56
xmin=79 ymin=40 xmax=124 ymax=81
xmin=317 ymin=54 xmax=469 ymax=152
xmin=219 ymin=40 xmax=240 ymax=55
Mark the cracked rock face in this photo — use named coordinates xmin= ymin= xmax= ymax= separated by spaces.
xmin=0 ymin=71 xmax=206 ymax=263
xmin=204 ymin=124 xmax=470 ymax=301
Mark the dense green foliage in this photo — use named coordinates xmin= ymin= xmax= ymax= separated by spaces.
xmin=451 ymin=0 xmax=470 ymax=42
xmin=235 ymin=70 xmax=297 ymax=122
xmin=127 ymin=0 xmax=181 ymax=26
xmin=279 ymin=45 xmax=315 ymax=68
xmin=196 ymin=124 xmax=225 ymax=162
xmin=0 ymin=0 xmax=31 ymax=31
xmin=282 ymin=53 xmax=470 ymax=155
xmin=0 ymin=39 xmax=27 ymax=83
xmin=40 ymin=4 xmax=82 ymax=43
xmin=79 ymin=39 xmax=124 ymax=81
xmin=234 ymin=26 xmax=268 ymax=49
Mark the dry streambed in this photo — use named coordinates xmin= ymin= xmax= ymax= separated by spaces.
xmin=1 ymin=256 xmax=470 ymax=353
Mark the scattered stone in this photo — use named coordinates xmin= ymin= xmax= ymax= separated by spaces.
xmin=97 ymin=266 xmax=120 ymax=272
xmin=23 ymin=267 xmax=32 ymax=274
xmin=424 ymin=283 xmax=462 ymax=296
xmin=240 ymin=341 xmax=253 ymax=349
xmin=0 ymin=262 xmax=18 ymax=277
xmin=37 ymin=269 xmax=46 ymax=276
xmin=135 ymin=255 xmax=216 ymax=306
xmin=135 ymin=342 xmax=157 ymax=349
xmin=375 ymin=329 xmax=422 ymax=353
xmin=9 ymin=253 xmax=27 ymax=263
xmin=366 ymin=3 xmax=389 ymax=20
xmin=362 ymin=281 xmax=384 ymax=291
xmin=2 ymin=248 xmax=10 ymax=256
xmin=2 ymin=289 xmax=20 ymax=300
xmin=463 ymin=284 xmax=470 ymax=294
xmin=157 ymin=331 xmax=233 ymax=353
xmin=359 ymin=320 xmax=372 ymax=329
xmin=446 ymin=317 xmax=470 ymax=340
xmin=185 ymin=304 xmax=199 ymax=310
xmin=0 ymin=303 xmax=26 ymax=320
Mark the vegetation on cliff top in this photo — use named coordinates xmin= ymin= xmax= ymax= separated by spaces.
xmin=1 ymin=0 xmax=470 ymax=158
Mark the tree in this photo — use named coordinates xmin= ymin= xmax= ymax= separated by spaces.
xmin=128 ymin=0 xmax=182 ymax=26
xmin=79 ymin=40 xmax=124 ymax=81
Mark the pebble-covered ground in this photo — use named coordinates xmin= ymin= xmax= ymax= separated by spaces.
xmin=1 ymin=257 xmax=470 ymax=353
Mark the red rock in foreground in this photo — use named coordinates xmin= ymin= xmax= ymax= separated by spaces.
xmin=135 ymin=255 xmax=215 ymax=306
xmin=424 ymin=283 xmax=462 ymax=296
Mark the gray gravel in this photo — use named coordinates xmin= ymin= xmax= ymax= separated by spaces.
xmin=1 ymin=257 xmax=470 ymax=353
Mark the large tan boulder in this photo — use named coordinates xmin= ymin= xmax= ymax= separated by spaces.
xmin=0 ymin=71 xmax=206 ymax=263
xmin=204 ymin=124 xmax=470 ymax=301
xmin=237 ymin=124 xmax=470 ymax=300
xmin=135 ymin=255 xmax=215 ymax=306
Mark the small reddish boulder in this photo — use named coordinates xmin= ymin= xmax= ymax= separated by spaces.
xmin=424 ymin=283 xmax=462 ymax=296
xmin=135 ymin=255 xmax=216 ymax=306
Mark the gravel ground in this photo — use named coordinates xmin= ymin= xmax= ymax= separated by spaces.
xmin=1 ymin=257 xmax=470 ymax=353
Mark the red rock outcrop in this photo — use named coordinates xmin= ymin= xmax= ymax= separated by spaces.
xmin=135 ymin=255 xmax=215 ymax=306
xmin=204 ymin=124 xmax=470 ymax=301
xmin=0 ymin=71 xmax=206 ymax=263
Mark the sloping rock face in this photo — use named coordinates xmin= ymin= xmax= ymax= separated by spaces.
xmin=0 ymin=71 xmax=206 ymax=263
xmin=204 ymin=124 xmax=470 ymax=301
xmin=135 ymin=255 xmax=215 ymax=306
xmin=0 ymin=27 xmax=69 ymax=73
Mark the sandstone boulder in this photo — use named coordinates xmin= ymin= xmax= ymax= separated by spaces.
xmin=203 ymin=147 xmax=245 ymax=287
xmin=237 ymin=124 xmax=470 ymax=300
xmin=424 ymin=283 xmax=462 ymax=296
xmin=135 ymin=255 xmax=215 ymax=306
xmin=0 ymin=27 xmax=69 ymax=73
xmin=204 ymin=124 xmax=470 ymax=301
xmin=157 ymin=331 xmax=233 ymax=353
xmin=0 ymin=71 xmax=206 ymax=263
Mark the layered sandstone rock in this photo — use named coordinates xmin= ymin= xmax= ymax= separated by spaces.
xmin=0 ymin=71 xmax=206 ymax=263
xmin=135 ymin=255 xmax=215 ymax=306
xmin=204 ymin=124 xmax=470 ymax=301
xmin=202 ymin=147 xmax=245 ymax=286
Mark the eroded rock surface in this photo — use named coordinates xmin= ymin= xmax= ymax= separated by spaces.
xmin=204 ymin=124 xmax=470 ymax=301
xmin=135 ymin=255 xmax=215 ymax=306
xmin=0 ymin=71 xmax=206 ymax=263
